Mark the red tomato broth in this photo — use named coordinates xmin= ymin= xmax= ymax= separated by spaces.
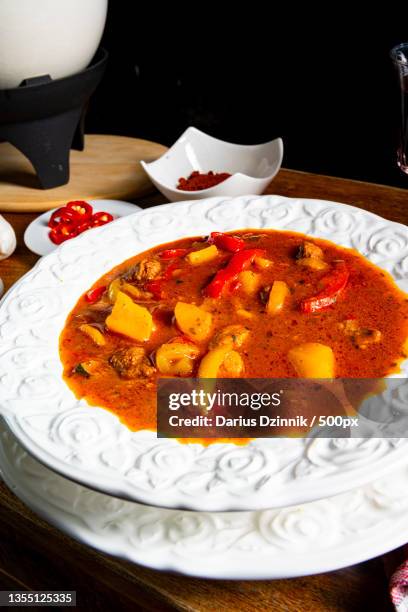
xmin=59 ymin=230 xmax=408 ymax=441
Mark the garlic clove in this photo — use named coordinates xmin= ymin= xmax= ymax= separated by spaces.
xmin=0 ymin=277 xmax=3 ymax=298
xmin=0 ymin=215 xmax=16 ymax=260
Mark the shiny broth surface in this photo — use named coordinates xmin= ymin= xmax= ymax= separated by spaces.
xmin=60 ymin=230 xmax=408 ymax=433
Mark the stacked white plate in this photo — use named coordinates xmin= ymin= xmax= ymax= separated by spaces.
xmin=1 ymin=195 xmax=408 ymax=578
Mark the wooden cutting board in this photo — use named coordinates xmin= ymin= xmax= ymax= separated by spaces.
xmin=0 ymin=134 xmax=167 ymax=213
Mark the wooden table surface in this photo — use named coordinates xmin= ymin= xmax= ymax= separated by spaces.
xmin=0 ymin=168 xmax=406 ymax=611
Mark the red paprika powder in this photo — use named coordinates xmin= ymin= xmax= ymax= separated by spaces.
xmin=177 ymin=170 xmax=231 ymax=191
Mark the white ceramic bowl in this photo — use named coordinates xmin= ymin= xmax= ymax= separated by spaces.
xmin=0 ymin=0 xmax=108 ymax=89
xmin=1 ymin=195 xmax=408 ymax=512
xmin=140 ymin=127 xmax=283 ymax=202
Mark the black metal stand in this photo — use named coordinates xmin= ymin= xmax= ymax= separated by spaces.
xmin=0 ymin=48 xmax=107 ymax=189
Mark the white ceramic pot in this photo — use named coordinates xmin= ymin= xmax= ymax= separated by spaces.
xmin=0 ymin=0 xmax=108 ymax=89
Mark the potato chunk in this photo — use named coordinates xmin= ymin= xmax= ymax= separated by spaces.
xmin=288 ymin=342 xmax=335 ymax=378
xmin=209 ymin=324 xmax=249 ymax=349
xmin=198 ymin=346 xmax=244 ymax=378
xmin=236 ymin=308 xmax=255 ymax=319
xmin=238 ymin=270 xmax=261 ymax=295
xmin=222 ymin=350 xmax=244 ymax=376
xmin=267 ymin=280 xmax=290 ymax=315
xmin=186 ymin=245 xmax=219 ymax=266
xmin=174 ymin=302 xmax=213 ymax=341
xmin=254 ymin=256 xmax=272 ymax=269
xmin=198 ymin=346 xmax=230 ymax=378
xmin=106 ymin=291 xmax=153 ymax=342
xmin=156 ymin=340 xmax=200 ymax=376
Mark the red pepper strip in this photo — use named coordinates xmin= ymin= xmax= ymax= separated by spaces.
xmin=66 ymin=201 xmax=93 ymax=220
xmin=90 ymin=211 xmax=114 ymax=226
xmin=144 ymin=262 xmax=180 ymax=299
xmin=203 ymin=248 xmax=265 ymax=298
xmin=229 ymin=278 xmax=242 ymax=293
xmin=159 ymin=248 xmax=189 ymax=260
xmin=300 ymin=263 xmax=350 ymax=313
xmin=208 ymin=232 xmax=246 ymax=253
xmin=144 ymin=258 xmax=183 ymax=300
xmin=85 ymin=286 xmax=106 ymax=304
xmin=144 ymin=279 xmax=163 ymax=300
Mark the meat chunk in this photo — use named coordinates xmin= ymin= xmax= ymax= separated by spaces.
xmin=109 ymin=347 xmax=155 ymax=379
xmin=296 ymin=241 xmax=324 ymax=260
xmin=339 ymin=319 xmax=382 ymax=349
xmin=352 ymin=328 xmax=382 ymax=349
xmin=296 ymin=241 xmax=327 ymax=270
xmin=127 ymin=258 xmax=161 ymax=282
xmin=209 ymin=324 xmax=250 ymax=349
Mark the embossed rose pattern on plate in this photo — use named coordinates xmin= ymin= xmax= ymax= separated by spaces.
xmin=2 ymin=428 xmax=408 ymax=578
xmin=1 ymin=196 xmax=408 ymax=511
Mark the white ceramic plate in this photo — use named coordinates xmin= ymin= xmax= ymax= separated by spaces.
xmin=1 ymin=195 xmax=408 ymax=512
xmin=2 ymin=426 xmax=408 ymax=580
xmin=24 ymin=199 xmax=141 ymax=256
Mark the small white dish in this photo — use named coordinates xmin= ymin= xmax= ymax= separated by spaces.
xmin=24 ymin=199 xmax=141 ymax=256
xmin=140 ymin=127 xmax=283 ymax=202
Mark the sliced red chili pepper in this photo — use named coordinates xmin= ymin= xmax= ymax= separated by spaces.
xmin=203 ymin=248 xmax=265 ymax=298
xmin=159 ymin=248 xmax=189 ymax=260
xmin=76 ymin=220 xmax=92 ymax=234
xmin=90 ymin=211 xmax=114 ymax=227
xmin=48 ymin=207 xmax=78 ymax=229
xmin=49 ymin=222 xmax=79 ymax=244
xmin=85 ymin=286 xmax=106 ymax=304
xmin=49 ymin=227 xmax=67 ymax=244
xmin=66 ymin=200 xmax=93 ymax=220
xmin=59 ymin=222 xmax=78 ymax=237
xmin=144 ymin=279 xmax=164 ymax=300
xmin=208 ymin=232 xmax=246 ymax=253
xmin=48 ymin=202 xmax=113 ymax=246
xmin=300 ymin=263 xmax=350 ymax=313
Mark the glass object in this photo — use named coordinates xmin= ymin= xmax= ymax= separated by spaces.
xmin=391 ymin=43 xmax=408 ymax=174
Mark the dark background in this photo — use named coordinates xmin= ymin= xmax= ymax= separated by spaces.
xmin=86 ymin=6 xmax=408 ymax=189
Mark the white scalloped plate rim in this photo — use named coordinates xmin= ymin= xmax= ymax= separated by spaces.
xmin=2 ymin=427 xmax=408 ymax=580
xmin=1 ymin=194 xmax=408 ymax=512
